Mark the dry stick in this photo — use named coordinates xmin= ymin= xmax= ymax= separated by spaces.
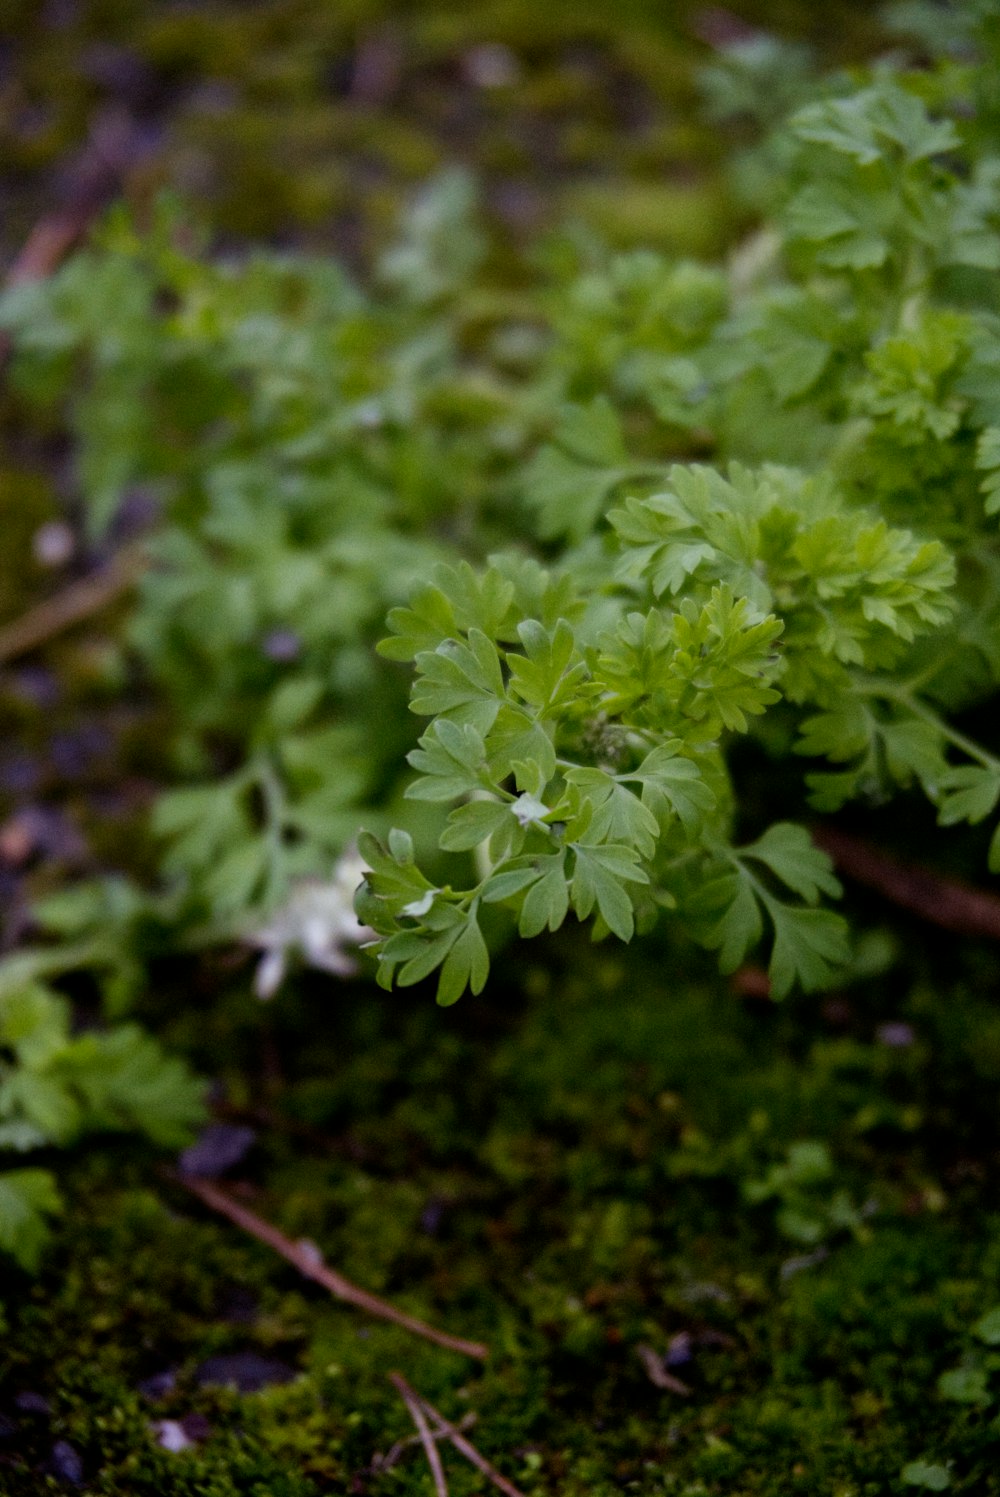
xmin=373 ymin=1413 xmax=477 ymax=1475
xmin=388 ymin=1373 xmax=449 ymax=1497
xmin=390 ymin=1373 xmax=527 ymax=1497
xmin=0 ymin=544 xmax=148 ymax=665
xmin=635 ymin=1343 xmax=692 ymax=1397
xmin=2 ymin=111 xmax=143 ymax=323
xmin=174 ymin=1173 xmax=489 ymax=1362
xmin=0 ymin=114 xmax=149 ymax=661
xmin=814 ymin=825 xmax=1000 ymax=943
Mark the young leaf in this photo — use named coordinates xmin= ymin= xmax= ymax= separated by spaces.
xmin=507 ymin=618 xmax=589 ymax=714
xmin=741 ymin=823 xmax=841 ymax=903
xmin=564 ymin=768 xmax=660 ymax=859
xmin=406 ymin=720 xmax=489 ymax=802
xmin=410 ymin=631 xmax=505 ymax=733
xmin=935 ymin=764 xmax=1000 ymax=826
xmin=569 ymin=841 xmax=649 ymax=941
xmin=518 ymin=853 xmax=570 ymax=938
xmin=522 ymin=398 xmax=629 ymax=540
xmin=439 ymin=797 xmax=515 ymax=852
xmin=764 ymin=901 xmax=850 ymax=999
xmin=696 ymin=870 xmax=765 ymax=974
xmin=378 ymin=583 xmax=458 ymax=662
xmin=622 ymin=742 xmax=716 ymax=828
xmin=436 ymin=906 xmax=490 ymax=1006
xmin=0 ymin=1170 xmax=62 ymax=1273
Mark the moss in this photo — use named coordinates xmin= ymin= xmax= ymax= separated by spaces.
xmin=3 ymin=933 xmax=1000 ymax=1493
xmin=0 ymin=0 xmax=882 ymax=270
xmin=0 ymin=470 xmax=59 ymax=624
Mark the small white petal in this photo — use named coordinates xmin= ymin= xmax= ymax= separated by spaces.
xmin=254 ymin=949 xmax=286 ymax=1000
xmin=154 ymin=1421 xmax=195 ymax=1453
xmin=512 ymin=793 xmax=549 ymax=828
xmin=401 ymin=889 xmax=436 ymax=918
xmin=301 ymin=913 xmax=333 ymax=963
xmin=311 ymin=947 xmax=358 ymax=978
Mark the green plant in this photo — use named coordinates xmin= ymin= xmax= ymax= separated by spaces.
xmin=741 ymin=1139 xmax=866 ymax=1245
xmin=360 ymin=30 xmax=1000 ymax=1002
xmin=0 ymin=960 xmax=204 ymax=1269
xmin=2 ymin=3 xmax=1000 ymax=1253
xmin=901 ymin=1303 xmax=1000 ymax=1488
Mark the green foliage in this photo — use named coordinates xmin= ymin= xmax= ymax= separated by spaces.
xmin=7 ymin=18 xmax=1000 ymax=1012
xmin=901 ymin=1461 xmax=952 ymax=1490
xmin=5 ymin=928 xmax=1000 ymax=1494
xmin=901 ymin=1298 xmax=1000 ymax=1484
xmin=358 ymin=18 xmax=1000 ymax=1002
xmin=0 ymin=1170 xmax=62 ymax=1275
xmin=4 ymin=4 xmax=1000 ymax=1484
xmin=742 ymin=1139 xmax=865 ymax=1244
xmin=0 ymin=972 xmax=205 ymax=1270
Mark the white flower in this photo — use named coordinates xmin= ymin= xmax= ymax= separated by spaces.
xmin=511 ymin=792 xmax=549 ymax=829
xmin=246 ymin=846 xmax=374 ymax=999
xmin=154 ymin=1421 xmax=195 ymax=1453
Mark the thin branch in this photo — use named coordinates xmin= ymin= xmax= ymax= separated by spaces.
xmin=390 ymin=1374 xmax=527 ymax=1497
xmin=173 ymin=1174 xmax=489 ymax=1361
xmin=372 ymin=1413 xmax=477 ymax=1475
xmin=0 ymin=544 xmax=147 ymax=664
xmin=0 ymin=117 xmax=150 ymax=662
xmin=814 ymin=825 xmax=1000 ymax=943
xmin=635 ymin=1343 xmax=691 ymax=1396
xmin=2 ymin=111 xmax=144 ymax=351
xmin=388 ymin=1373 xmax=449 ymax=1497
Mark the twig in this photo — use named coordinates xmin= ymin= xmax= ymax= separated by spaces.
xmin=388 ymin=1373 xmax=449 ymax=1497
xmin=372 ymin=1413 xmax=477 ymax=1474
xmin=635 ymin=1343 xmax=692 ymax=1396
xmin=2 ymin=111 xmax=144 ymax=345
xmin=0 ymin=118 xmax=150 ymax=664
xmin=814 ymin=825 xmax=1000 ymax=943
xmin=390 ymin=1374 xmax=527 ymax=1497
xmin=172 ymin=1173 xmax=489 ymax=1361
xmin=0 ymin=543 xmax=147 ymax=664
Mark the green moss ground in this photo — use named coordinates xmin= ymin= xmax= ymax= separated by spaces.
xmin=0 ymin=0 xmax=880 ymax=264
xmin=4 ymin=922 xmax=1000 ymax=1493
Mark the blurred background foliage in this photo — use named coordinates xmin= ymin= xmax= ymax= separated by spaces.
xmin=0 ymin=0 xmax=880 ymax=262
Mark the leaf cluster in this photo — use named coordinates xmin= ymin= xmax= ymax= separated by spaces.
xmin=5 ymin=15 xmax=1000 ymax=1071
xmin=0 ymin=970 xmax=205 ymax=1269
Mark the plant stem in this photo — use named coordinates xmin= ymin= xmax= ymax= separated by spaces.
xmin=857 ymin=678 xmax=1000 ymax=771
xmin=255 ymin=757 xmax=290 ymax=906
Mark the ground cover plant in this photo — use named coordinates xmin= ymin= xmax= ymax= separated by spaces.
xmin=2 ymin=0 xmax=1000 ymax=1491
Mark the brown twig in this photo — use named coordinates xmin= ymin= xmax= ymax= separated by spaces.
xmin=0 ymin=117 xmax=151 ymax=663
xmin=372 ymin=1413 xmax=477 ymax=1475
xmin=814 ymin=825 xmax=1000 ymax=943
xmin=0 ymin=543 xmax=147 ymax=665
xmin=3 ymin=110 xmax=144 ymax=320
xmin=390 ymin=1374 xmax=527 ymax=1497
xmin=388 ymin=1373 xmax=449 ymax=1497
xmin=635 ymin=1343 xmax=692 ymax=1396
xmin=172 ymin=1174 xmax=488 ymax=1361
